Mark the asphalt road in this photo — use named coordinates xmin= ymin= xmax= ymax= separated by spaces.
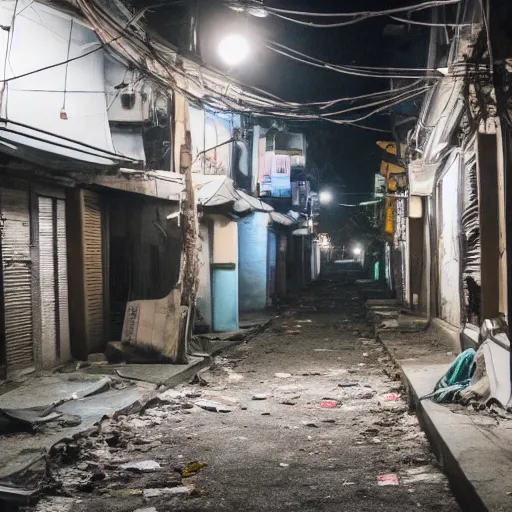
xmin=31 ymin=271 xmax=460 ymax=512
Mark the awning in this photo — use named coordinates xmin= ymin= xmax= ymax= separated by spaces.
xmin=193 ymin=174 xmax=273 ymax=215
xmin=408 ymin=74 xmax=466 ymax=196
xmin=269 ymin=211 xmax=297 ymax=226
xmin=88 ymin=170 xmax=184 ymax=201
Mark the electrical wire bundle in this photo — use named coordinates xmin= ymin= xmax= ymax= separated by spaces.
xmin=4 ymin=0 xmax=478 ymax=132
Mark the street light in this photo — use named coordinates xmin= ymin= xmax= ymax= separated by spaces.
xmin=353 ymin=246 xmax=362 ymax=256
xmin=218 ymin=34 xmax=251 ymax=66
xmin=319 ymin=190 xmax=333 ymax=204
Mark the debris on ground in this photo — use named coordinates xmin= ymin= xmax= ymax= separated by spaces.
xmin=195 ymin=399 xmax=233 ymax=413
xmin=180 ymin=461 xmax=206 ymax=478
xmin=143 ymin=486 xmax=193 ymax=498
xmin=378 ymin=474 xmax=400 ymax=486
xmin=320 ymin=401 xmax=337 ymax=408
xmin=120 ymin=460 xmax=161 ymax=473
xmin=16 ymin=266 xmax=460 ymax=512
xmin=382 ymin=393 xmax=400 ymax=402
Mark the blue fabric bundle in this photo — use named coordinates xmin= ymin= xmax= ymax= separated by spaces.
xmin=420 ymin=349 xmax=476 ymax=403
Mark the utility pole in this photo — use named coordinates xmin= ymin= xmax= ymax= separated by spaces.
xmin=188 ymin=0 xmax=200 ymax=55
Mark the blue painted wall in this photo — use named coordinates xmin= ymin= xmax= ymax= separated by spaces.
xmin=238 ymin=212 xmax=268 ymax=312
xmin=212 ymin=268 xmax=239 ymax=332
xmin=267 ymin=230 xmax=277 ymax=301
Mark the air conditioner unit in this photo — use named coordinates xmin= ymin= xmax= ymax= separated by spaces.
xmin=107 ymin=83 xmax=151 ymax=123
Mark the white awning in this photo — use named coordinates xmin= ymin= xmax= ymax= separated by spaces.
xmin=193 ymin=174 xmax=273 ymax=215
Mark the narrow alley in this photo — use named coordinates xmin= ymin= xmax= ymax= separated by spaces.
xmin=30 ymin=266 xmax=459 ymax=512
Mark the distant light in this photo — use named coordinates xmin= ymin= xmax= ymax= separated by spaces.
xmin=319 ymin=190 xmax=333 ymax=204
xmin=218 ymin=34 xmax=250 ymax=66
xmin=353 ymin=246 xmax=362 ymax=256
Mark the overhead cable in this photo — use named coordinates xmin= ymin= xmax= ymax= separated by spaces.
xmin=266 ymin=0 xmax=461 ymax=28
xmin=389 ymin=15 xmax=466 ymax=27
xmin=263 ymin=0 xmax=461 ymax=17
xmin=266 ymin=42 xmax=435 ymax=79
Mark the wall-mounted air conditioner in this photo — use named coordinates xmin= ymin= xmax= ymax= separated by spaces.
xmin=107 ymin=83 xmax=152 ymax=123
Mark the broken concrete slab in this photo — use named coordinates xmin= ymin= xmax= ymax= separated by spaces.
xmin=79 ymin=357 xmax=208 ymax=388
xmin=0 ymin=385 xmax=150 ymax=483
xmin=0 ymin=374 xmax=112 ymax=410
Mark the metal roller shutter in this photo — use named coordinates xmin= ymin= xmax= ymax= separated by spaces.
xmin=57 ymin=199 xmax=70 ymax=360
xmin=39 ymin=197 xmax=70 ymax=367
xmin=83 ymin=193 xmax=104 ymax=349
xmin=1 ymin=188 xmax=34 ymax=371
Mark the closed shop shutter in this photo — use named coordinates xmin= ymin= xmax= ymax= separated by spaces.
xmin=39 ymin=197 xmax=56 ymax=366
xmin=57 ymin=199 xmax=70 ymax=360
xmin=1 ymin=188 xmax=33 ymax=371
xmin=83 ymin=193 xmax=103 ymax=350
xmin=39 ymin=196 xmax=70 ymax=367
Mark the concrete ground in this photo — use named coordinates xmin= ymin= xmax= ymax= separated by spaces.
xmin=24 ymin=269 xmax=460 ymax=512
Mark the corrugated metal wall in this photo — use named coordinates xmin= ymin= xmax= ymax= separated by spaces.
xmin=83 ymin=193 xmax=104 ymax=351
xmin=1 ymin=188 xmax=34 ymax=372
xmin=461 ymin=135 xmax=481 ymax=324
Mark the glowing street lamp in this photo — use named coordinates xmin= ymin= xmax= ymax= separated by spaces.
xmin=319 ymin=190 xmax=333 ymax=204
xmin=218 ymin=34 xmax=250 ymax=66
xmin=353 ymin=246 xmax=362 ymax=256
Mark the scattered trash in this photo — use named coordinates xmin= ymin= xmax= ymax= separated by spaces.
xmin=252 ymin=394 xmax=267 ymax=401
xmin=304 ymin=422 xmax=318 ymax=428
xmin=261 ymin=412 xmax=271 ymax=416
xmin=279 ymin=463 xmax=290 ymax=468
xmin=195 ymin=399 xmax=232 ymax=413
xmin=120 ymin=460 xmax=161 ymax=473
xmin=402 ymin=467 xmax=445 ymax=484
xmin=180 ymin=461 xmax=206 ymax=478
xmin=382 ymin=393 xmax=400 ymax=402
xmin=371 ymin=437 xmax=382 ymax=444
xmin=322 ymin=419 xmax=336 ymax=423
xmin=143 ymin=487 xmax=192 ymax=498
xmin=314 ymin=349 xmax=334 ymax=352
xmin=378 ymin=474 xmax=399 ymax=486
xmin=342 ymin=481 xmax=356 ymax=486
xmin=280 ymin=400 xmax=296 ymax=406
xmin=285 ymin=330 xmax=301 ymax=335
xmin=134 ymin=508 xmax=158 ymax=512
xmin=362 ymin=353 xmax=369 ymax=357
xmin=108 ymin=489 xmax=143 ymax=497
xmin=338 ymin=383 xmax=359 ymax=388
xmin=275 ymin=373 xmax=292 ymax=378
xmin=320 ymin=401 xmax=337 ymax=409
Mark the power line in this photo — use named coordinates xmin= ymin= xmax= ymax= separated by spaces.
xmin=0 ymin=35 xmax=123 ymax=84
xmin=389 ymin=15 xmax=466 ymax=27
xmin=266 ymin=0 xmax=461 ymax=28
xmin=263 ymin=0 xmax=461 ymax=18
xmin=266 ymin=42 xmax=435 ymax=80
